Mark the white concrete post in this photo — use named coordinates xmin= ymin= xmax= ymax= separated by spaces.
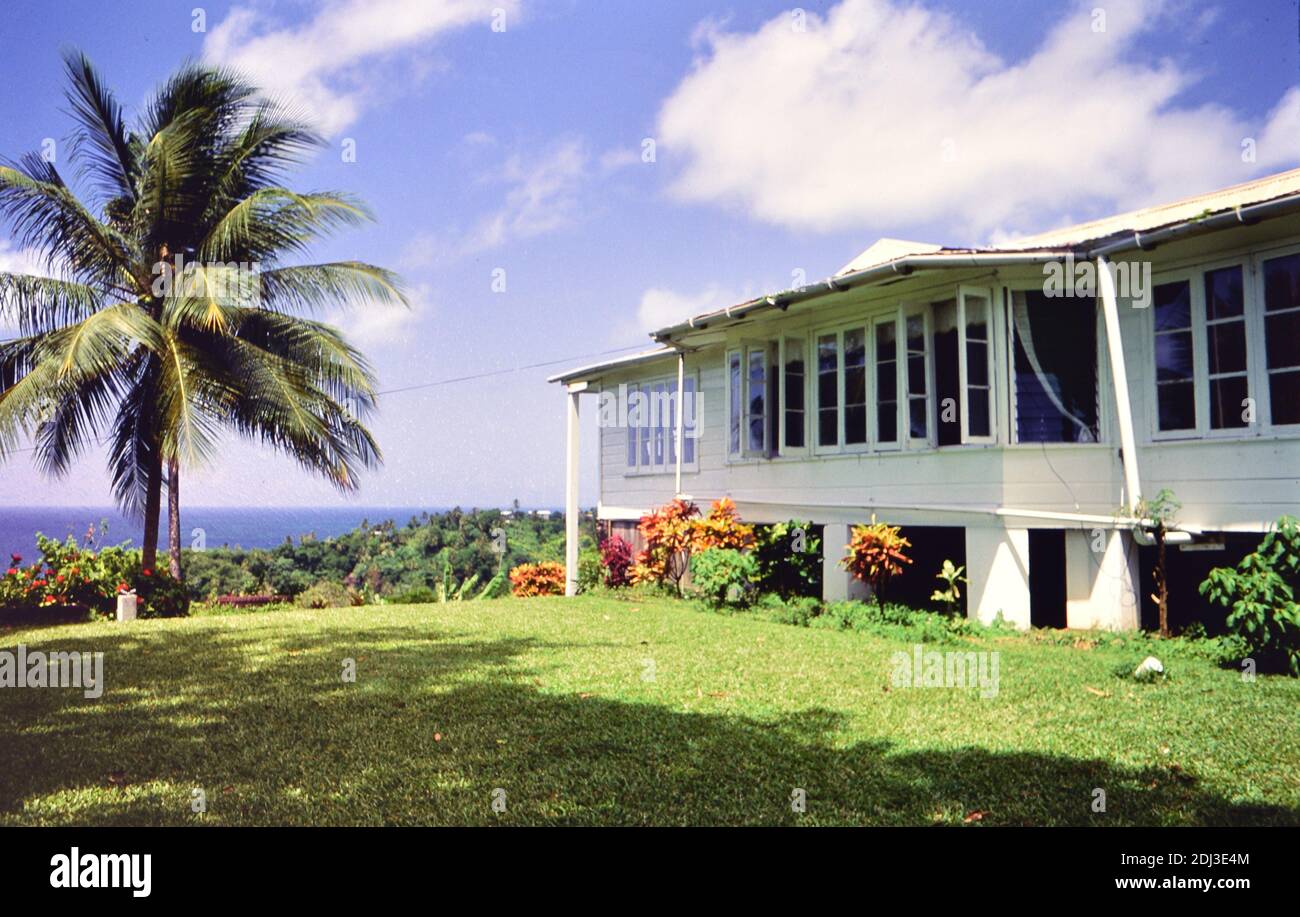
xmin=965 ymin=525 xmax=1031 ymax=628
xmin=564 ymin=385 xmax=582 ymax=597
xmin=116 ymin=592 xmax=138 ymax=622
xmin=822 ymin=523 xmax=871 ymax=602
xmin=1066 ymin=528 xmax=1140 ymax=630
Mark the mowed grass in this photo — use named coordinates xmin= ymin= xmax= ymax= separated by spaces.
xmin=1 ymin=595 xmax=1297 ymax=826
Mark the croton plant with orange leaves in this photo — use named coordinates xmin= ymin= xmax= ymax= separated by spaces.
xmin=840 ymin=521 xmax=912 ymax=601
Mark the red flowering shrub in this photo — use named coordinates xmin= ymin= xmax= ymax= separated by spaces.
xmin=630 ymin=499 xmax=700 ymax=592
xmin=509 ymin=561 xmax=566 ymax=597
xmin=841 ymin=522 xmax=912 ymax=602
xmin=0 ymin=535 xmax=189 ymax=620
xmin=693 ymin=498 xmax=755 ymax=551
xmin=598 ymin=535 xmax=634 ymax=587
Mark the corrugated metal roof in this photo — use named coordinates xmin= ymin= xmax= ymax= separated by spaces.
xmin=551 ymin=167 xmax=1300 ymax=382
xmin=546 ymin=346 xmax=677 ymax=384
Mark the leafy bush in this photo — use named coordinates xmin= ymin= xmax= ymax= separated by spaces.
xmin=692 ymin=497 xmax=755 ymax=551
xmin=630 ymin=499 xmax=699 ymax=592
xmin=577 ymin=550 xmax=603 ymax=593
xmin=841 ymin=522 xmax=912 ymax=601
xmin=1199 ymin=516 xmax=1300 ymax=675
xmin=295 ymin=581 xmax=357 ymax=609
xmin=132 ymin=567 xmax=191 ymax=618
xmin=509 ymin=561 xmax=566 ymax=597
xmin=930 ymin=559 xmax=967 ymax=615
xmin=389 ymin=586 xmax=437 ymax=605
xmin=689 ymin=548 xmax=759 ymax=608
xmin=756 ymin=593 xmax=824 ymax=626
xmin=1 ymin=535 xmax=188 ymax=620
xmin=598 ymin=535 xmax=634 ymax=587
xmin=754 ymin=521 xmax=822 ymax=598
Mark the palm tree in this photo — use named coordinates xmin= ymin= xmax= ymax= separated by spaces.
xmin=0 ymin=52 xmax=405 ymax=579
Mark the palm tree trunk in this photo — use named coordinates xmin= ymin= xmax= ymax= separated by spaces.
xmin=141 ymin=454 xmax=163 ymax=570
xmin=167 ymin=456 xmax=182 ymax=580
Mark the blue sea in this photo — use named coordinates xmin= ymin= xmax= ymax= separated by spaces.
xmin=0 ymin=506 xmax=457 ymax=560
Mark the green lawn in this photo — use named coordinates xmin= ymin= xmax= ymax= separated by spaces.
xmin=1 ymin=595 xmax=1297 ymax=826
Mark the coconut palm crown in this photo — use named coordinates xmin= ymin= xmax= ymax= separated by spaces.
xmin=0 ymin=52 xmax=405 ymax=576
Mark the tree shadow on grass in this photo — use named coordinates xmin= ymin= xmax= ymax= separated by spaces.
xmin=0 ymin=625 xmax=1296 ymax=826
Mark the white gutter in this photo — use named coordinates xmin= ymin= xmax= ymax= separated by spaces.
xmin=724 ymin=496 xmax=1204 ymax=533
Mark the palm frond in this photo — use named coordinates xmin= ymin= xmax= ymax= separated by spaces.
xmin=0 ymin=271 xmax=101 ymax=335
xmin=257 ymin=261 xmax=407 ymax=314
xmin=61 ymin=49 xmax=138 ymax=206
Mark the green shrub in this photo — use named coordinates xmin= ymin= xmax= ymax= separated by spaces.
xmin=295 ymin=581 xmax=356 ymax=609
xmin=689 ymin=548 xmax=758 ymax=608
xmin=132 ymin=567 xmax=191 ymax=618
xmin=1200 ymin=516 xmax=1300 ymax=675
xmin=810 ymin=600 xmax=969 ymax=643
xmin=577 ymin=550 xmax=603 ymax=593
xmin=390 ymin=586 xmax=437 ymax=605
xmin=753 ymin=521 xmax=822 ymax=598
xmin=756 ymin=593 xmax=823 ymax=626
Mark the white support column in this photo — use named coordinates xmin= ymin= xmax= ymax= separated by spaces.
xmin=821 ymin=523 xmax=871 ymax=602
xmin=1098 ymin=256 xmax=1142 ymax=513
xmin=564 ymin=384 xmax=583 ymax=597
xmin=965 ymin=524 xmax=1031 ymax=628
xmin=1066 ymin=528 xmax=1140 ymax=630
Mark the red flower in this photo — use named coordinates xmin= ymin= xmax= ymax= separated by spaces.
xmin=5 ymin=568 xmax=16 ymax=576
xmin=141 ymin=568 xmax=153 ymax=577
xmin=117 ymin=582 xmax=129 ymax=593
xmin=10 ymin=554 xmax=20 ymax=565
xmin=56 ymin=574 xmax=65 ymax=583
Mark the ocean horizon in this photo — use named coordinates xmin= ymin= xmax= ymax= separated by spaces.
xmin=0 ymin=505 xmax=544 ymax=560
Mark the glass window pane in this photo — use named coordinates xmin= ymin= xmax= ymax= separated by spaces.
xmin=1154 ymin=280 xmax=1191 ymax=331
xmin=1204 ymin=265 xmax=1243 ymax=320
xmin=909 ymin=398 xmax=928 ymax=439
xmin=966 ymin=340 xmax=988 ymax=387
xmin=845 ymin=366 xmax=866 ymax=406
xmin=818 ymin=335 xmax=837 ymax=374
xmin=653 ymin=382 xmax=665 ymax=464
xmin=844 ymin=328 xmax=866 ymax=367
xmin=845 ymin=404 xmax=866 ymax=444
xmin=968 ymin=390 xmax=990 ymax=437
xmin=626 ymin=385 xmax=638 ymax=467
xmin=1207 ymin=321 xmax=1247 ymax=375
xmin=876 ymin=360 xmax=897 ymax=402
xmin=729 ymin=353 xmax=741 ymax=455
xmin=878 ymin=401 xmax=897 ymax=443
xmin=875 ymin=322 xmax=896 ymax=362
xmin=785 ymin=410 xmax=804 ymax=448
xmin=1157 ymin=381 xmax=1195 ymax=431
xmin=1270 ymin=370 xmax=1300 ymax=425
xmin=747 ymin=350 xmax=766 ymax=452
xmin=1209 ymin=375 xmax=1249 ymax=429
xmin=1266 ymin=311 xmax=1300 ymax=369
xmin=1155 ymin=330 xmax=1194 ymax=381
xmin=818 ymin=370 xmax=837 ymax=408
xmin=1264 ymin=253 xmax=1300 ymax=313
xmin=907 ymin=354 xmax=926 ymax=395
xmin=1012 ymin=290 xmax=1099 ymax=443
xmin=818 ymin=408 xmax=837 ymax=446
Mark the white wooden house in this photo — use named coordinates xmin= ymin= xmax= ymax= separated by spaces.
xmin=551 ymin=169 xmax=1300 ymax=629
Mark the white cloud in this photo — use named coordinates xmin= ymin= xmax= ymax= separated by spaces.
xmin=204 ymin=0 xmax=519 ymax=134
xmin=406 ymin=138 xmax=591 ymax=263
xmin=326 ymin=281 xmax=430 ymax=349
xmin=0 ymin=241 xmax=58 ymax=336
xmin=616 ymin=284 xmax=737 ymax=340
xmin=657 ymin=0 xmax=1300 ymax=240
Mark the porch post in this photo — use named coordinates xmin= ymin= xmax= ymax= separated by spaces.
xmin=1097 ymin=256 xmax=1142 ymax=513
xmin=564 ymin=383 xmax=583 ymax=597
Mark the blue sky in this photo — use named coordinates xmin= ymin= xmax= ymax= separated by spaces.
xmin=0 ymin=0 xmax=1297 ymax=509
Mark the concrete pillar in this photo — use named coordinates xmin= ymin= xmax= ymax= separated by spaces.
xmin=965 ymin=525 xmax=1030 ymax=628
xmin=822 ymin=523 xmax=871 ymax=602
xmin=1066 ymin=528 xmax=1140 ymax=630
xmin=564 ymin=387 xmax=581 ymax=597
